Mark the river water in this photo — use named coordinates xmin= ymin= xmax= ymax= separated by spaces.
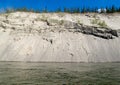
xmin=0 ymin=62 xmax=120 ymax=85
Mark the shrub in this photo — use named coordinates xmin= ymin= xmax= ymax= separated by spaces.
xmin=77 ymin=20 xmax=83 ymax=25
xmin=91 ymin=19 xmax=99 ymax=24
xmin=40 ymin=15 xmax=48 ymax=22
xmin=91 ymin=19 xmax=107 ymax=27
xmin=98 ymin=21 xmax=107 ymax=27
xmin=60 ymin=20 xmax=64 ymax=25
xmin=6 ymin=8 xmax=15 ymax=13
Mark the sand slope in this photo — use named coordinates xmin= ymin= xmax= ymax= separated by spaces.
xmin=0 ymin=12 xmax=120 ymax=62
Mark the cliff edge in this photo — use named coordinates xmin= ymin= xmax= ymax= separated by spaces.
xmin=0 ymin=12 xmax=120 ymax=62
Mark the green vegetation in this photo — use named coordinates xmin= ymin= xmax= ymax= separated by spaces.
xmin=77 ymin=20 xmax=83 ymax=25
xmin=2 ymin=5 xmax=120 ymax=14
xmin=98 ymin=21 xmax=107 ymax=27
xmin=91 ymin=19 xmax=107 ymax=27
xmin=106 ymin=5 xmax=120 ymax=13
xmin=37 ymin=15 xmax=48 ymax=22
xmin=5 ymin=7 xmax=40 ymax=13
xmin=91 ymin=19 xmax=99 ymax=24
xmin=47 ymin=19 xmax=64 ymax=26
xmin=60 ymin=20 xmax=64 ymax=25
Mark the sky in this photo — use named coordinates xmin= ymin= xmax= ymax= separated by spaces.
xmin=0 ymin=0 xmax=120 ymax=11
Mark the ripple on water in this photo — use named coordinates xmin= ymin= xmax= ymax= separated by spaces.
xmin=0 ymin=62 xmax=120 ymax=85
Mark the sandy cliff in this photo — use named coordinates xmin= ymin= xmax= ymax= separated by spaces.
xmin=0 ymin=12 xmax=120 ymax=62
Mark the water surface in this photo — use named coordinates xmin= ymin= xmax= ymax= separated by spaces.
xmin=0 ymin=62 xmax=120 ymax=85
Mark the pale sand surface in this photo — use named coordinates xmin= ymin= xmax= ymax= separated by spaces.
xmin=0 ymin=12 xmax=120 ymax=62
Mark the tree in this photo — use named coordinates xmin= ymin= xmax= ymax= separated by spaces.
xmin=64 ymin=8 xmax=70 ymax=13
xmin=42 ymin=6 xmax=48 ymax=13
xmin=81 ymin=7 xmax=86 ymax=13
xmin=75 ymin=8 xmax=80 ymax=13
xmin=118 ymin=7 xmax=120 ymax=12
xmin=111 ymin=5 xmax=116 ymax=13
xmin=56 ymin=8 xmax=62 ymax=12
xmin=6 ymin=8 xmax=14 ymax=13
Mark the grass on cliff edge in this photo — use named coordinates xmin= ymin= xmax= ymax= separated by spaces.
xmin=91 ymin=19 xmax=108 ymax=27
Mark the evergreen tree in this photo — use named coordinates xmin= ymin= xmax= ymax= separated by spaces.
xmin=86 ymin=7 xmax=90 ymax=13
xmin=81 ymin=7 xmax=86 ymax=13
xmin=106 ymin=7 xmax=110 ymax=13
xmin=56 ymin=8 xmax=62 ymax=12
xmin=6 ymin=8 xmax=14 ymax=13
xmin=64 ymin=8 xmax=70 ymax=13
xmin=76 ymin=8 xmax=80 ymax=13
xmin=42 ymin=6 xmax=48 ymax=13
xmin=118 ymin=7 xmax=120 ymax=12
xmin=111 ymin=5 xmax=116 ymax=13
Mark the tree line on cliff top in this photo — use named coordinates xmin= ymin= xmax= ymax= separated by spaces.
xmin=5 ymin=5 xmax=120 ymax=13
